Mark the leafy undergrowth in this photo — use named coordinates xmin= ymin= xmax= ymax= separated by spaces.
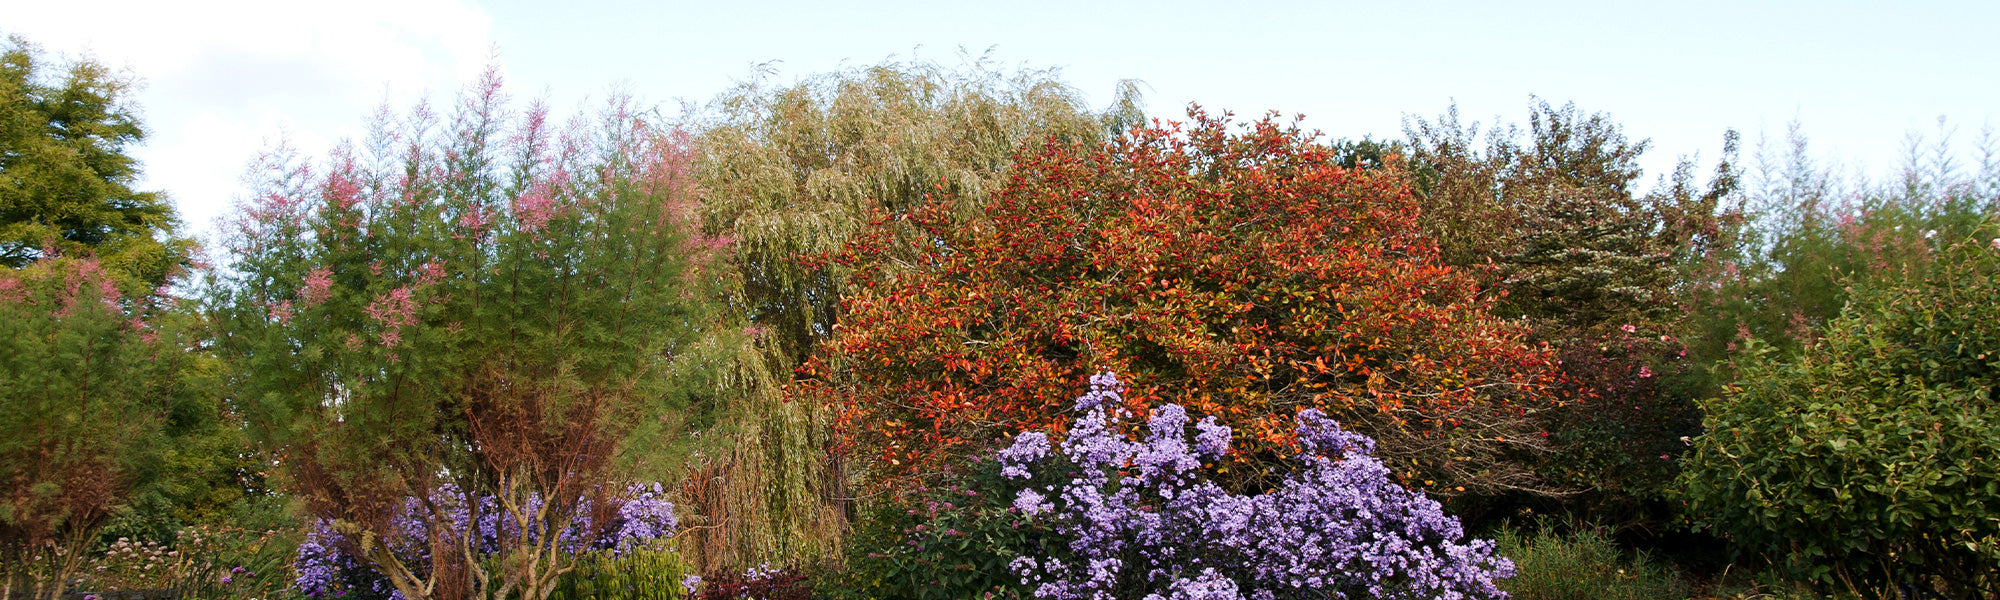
xmin=1497 ymin=522 xmax=1690 ymax=600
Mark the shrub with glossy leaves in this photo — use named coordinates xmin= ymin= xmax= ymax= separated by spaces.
xmin=822 ymin=457 xmax=1054 ymax=600
xmin=1680 ymin=230 xmax=2000 ymax=596
xmin=999 ymin=373 xmax=1513 ymax=600
xmin=810 ymin=108 xmax=1561 ymax=496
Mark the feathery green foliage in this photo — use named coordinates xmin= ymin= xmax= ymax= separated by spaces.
xmin=209 ymin=70 xmax=725 ymax=600
xmin=0 ymin=257 xmax=207 ymax=600
xmin=0 ymin=36 xmax=192 ymax=290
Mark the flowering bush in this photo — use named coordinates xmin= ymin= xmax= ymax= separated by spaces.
xmin=1681 ymin=231 xmax=2000 ymax=596
xmin=691 ymin=562 xmax=811 ymax=600
xmin=1000 ymin=373 xmax=1514 ymax=600
xmin=295 ymin=484 xmax=680 ymax=599
xmin=212 ymin=67 xmax=726 ymax=600
xmin=76 ymin=525 xmax=294 ymax=598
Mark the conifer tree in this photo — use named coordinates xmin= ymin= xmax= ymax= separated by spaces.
xmin=0 ymin=36 xmax=192 ymax=290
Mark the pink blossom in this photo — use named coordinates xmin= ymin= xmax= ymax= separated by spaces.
xmin=268 ymin=300 xmax=294 ymax=324
xmin=365 ymin=286 xmax=420 ymax=347
xmin=416 ymin=260 xmax=447 ymax=287
xmin=303 ymin=268 xmax=334 ymax=308
xmin=0 ymin=277 xmax=24 ymax=303
xmin=323 ymin=148 xmax=364 ymax=211
xmin=1637 ymin=366 xmax=1653 ymax=378
xmin=1619 ymin=324 xmax=1636 ymax=334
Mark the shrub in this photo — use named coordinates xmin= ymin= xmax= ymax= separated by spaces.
xmin=546 ymin=548 xmax=694 ymax=600
xmin=997 ymin=373 xmax=1513 ymax=600
xmin=821 ymin=458 xmax=1051 ymax=600
xmin=811 ymin=108 xmax=1561 ymax=497
xmin=693 ymin=563 xmax=812 ymax=600
xmin=211 ymin=67 xmax=726 ymax=600
xmin=1493 ymin=523 xmax=1688 ymax=600
xmin=0 ymin=257 xmax=206 ymax=600
xmin=1680 ymin=230 xmax=2000 ymax=596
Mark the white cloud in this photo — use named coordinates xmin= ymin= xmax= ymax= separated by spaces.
xmin=9 ymin=0 xmax=495 ymax=236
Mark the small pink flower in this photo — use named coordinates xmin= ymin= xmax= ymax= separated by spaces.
xmin=1620 ymin=324 xmax=1636 ymax=334
xmin=1637 ymin=366 xmax=1653 ymax=378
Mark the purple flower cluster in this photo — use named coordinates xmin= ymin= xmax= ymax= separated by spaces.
xmin=1000 ymin=373 xmax=1514 ymax=600
xmin=294 ymin=483 xmax=679 ymax=599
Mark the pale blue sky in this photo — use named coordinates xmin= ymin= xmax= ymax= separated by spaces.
xmin=8 ymin=0 xmax=1996 ymax=237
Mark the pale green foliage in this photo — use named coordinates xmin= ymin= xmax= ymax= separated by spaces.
xmin=695 ymin=57 xmax=1137 ymax=363
xmin=1680 ymin=121 xmax=2000 ymax=401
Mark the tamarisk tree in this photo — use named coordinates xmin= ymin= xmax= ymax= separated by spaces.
xmin=212 ymin=71 xmax=724 ymax=600
xmin=0 ymin=257 xmax=198 ymax=600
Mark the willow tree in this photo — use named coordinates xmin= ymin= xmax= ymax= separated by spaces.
xmin=675 ymin=57 xmax=1141 ymax=570
xmin=212 ymin=71 xmax=724 ymax=600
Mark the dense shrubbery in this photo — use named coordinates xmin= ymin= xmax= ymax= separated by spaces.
xmin=11 ymin=28 xmax=2000 ymax=599
xmin=836 ymin=373 xmax=1514 ymax=600
xmin=811 ymin=108 xmax=1563 ymax=499
xmin=1682 ymin=229 xmax=2000 ymax=596
xmin=825 ymin=463 xmax=1046 ymax=600
xmin=1492 ymin=522 xmax=1690 ymax=600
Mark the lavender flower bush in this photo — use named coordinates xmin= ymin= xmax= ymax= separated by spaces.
xmin=1001 ymin=372 xmax=1514 ymax=600
xmin=295 ymin=483 xmax=681 ymax=599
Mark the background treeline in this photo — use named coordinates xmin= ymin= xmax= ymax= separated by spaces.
xmin=3 ymin=32 xmax=1997 ymax=599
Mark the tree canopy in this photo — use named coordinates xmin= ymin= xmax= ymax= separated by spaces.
xmin=211 ymin=71 xmax=727 ymax=600
xmin=808 ymin=109 xmax=1563 ymax=495
xmin=0 ymin=37 xmax=191 ymax=289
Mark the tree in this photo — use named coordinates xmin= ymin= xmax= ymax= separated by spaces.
xmin=697 ymin=57 xmax=1140 ymax=367
xmin=677 ymin=58 xmax=1140 ymax=570
xmin=0 ymin=257 xmax=201 ymax=600
xmin=0 ymin=36 xmax=192 ymax=290
xmin=1681 ymin=122 xmax=1999 ymax=379
xmin=211 ymin=70 xmax=724 ymax=600
xmin=807 ymin=109 xmax=1563 ymax=496
xmin=1681 ymin=230 xmax=2000 ymax=596
xmin=1404 ymin=100 xmax=1741 ymax=524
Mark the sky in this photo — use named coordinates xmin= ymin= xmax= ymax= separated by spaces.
xmin=8 ymin=0 xmax=1996 ymax=240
